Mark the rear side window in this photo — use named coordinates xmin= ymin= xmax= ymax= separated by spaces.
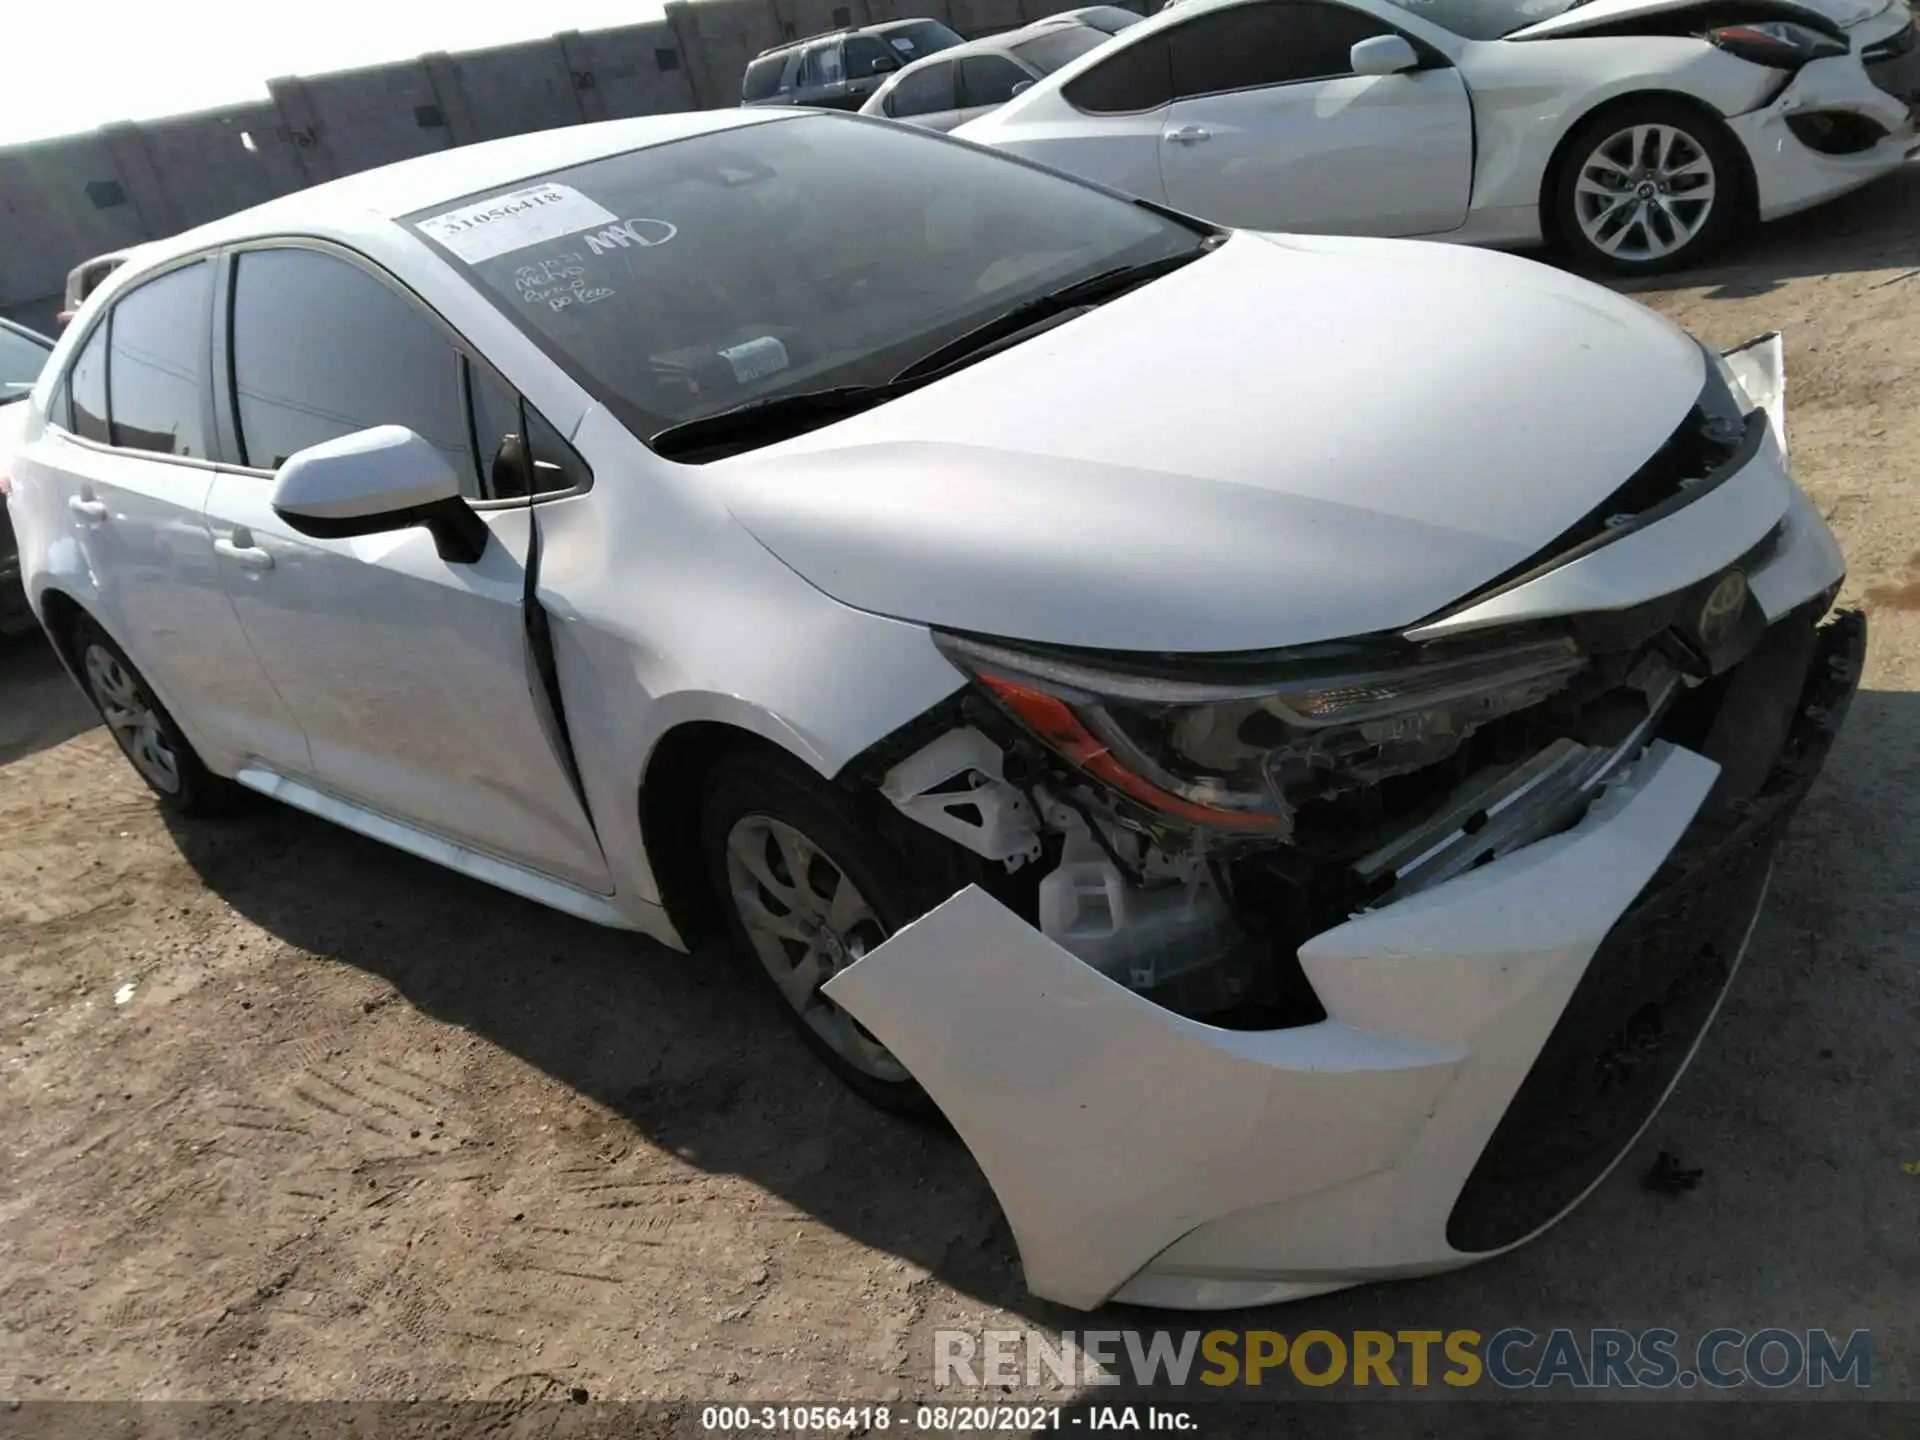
xmin=1062 ymin=32 xmax=1172 ymax=112
xmin=960 ymin=54 xmax=1033 ymax=107
xmin=107 ymin=262 xmax=211 ymax=458
xmin=804 ymin=42 xmax=845 ymax=87
xmin=230 ymin=247 xmax=476 ymax=489
xmin=1012 ymin=25 xmax=1114 ymax=74
xmin=887 ymin=60 xmax=957 ymax=117
xmin=742 ymin=54 xmax=789 ymax=101
xmin=67 ymin=325 xmax=110 ymax=444
xmin=1167 ymin=1 xmax=1391 ymax=99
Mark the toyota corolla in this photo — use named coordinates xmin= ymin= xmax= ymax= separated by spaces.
xmin=2 ymin=109 xmax=1861 ymax=1311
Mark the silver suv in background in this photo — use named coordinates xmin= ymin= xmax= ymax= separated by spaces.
xmin=57 ymin=250 xmax=135 ymax=329
xmin=1 ymin=317 xmax=56 ymax=633
xmin=741 ymin=19 xmax=965 ymax=109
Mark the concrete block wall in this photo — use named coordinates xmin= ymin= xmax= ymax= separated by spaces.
xmin=0 ymin=0 xmax=1145 ymax=333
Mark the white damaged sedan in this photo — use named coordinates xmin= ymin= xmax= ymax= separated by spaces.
xmin=953 ymin=0 xmax=1920 ymax=273
xmin=5 ymin=110 xmax=1863 ymax=1310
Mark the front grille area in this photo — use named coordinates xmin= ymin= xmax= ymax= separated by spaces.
xmin=1446 ymin=607 xmax=1865 ymax=1254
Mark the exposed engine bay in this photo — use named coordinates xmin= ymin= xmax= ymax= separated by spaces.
xmin=851 ymin=338 xmax=1854 ymax=1034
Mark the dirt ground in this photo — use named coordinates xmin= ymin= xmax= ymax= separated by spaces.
xmin=3 ymin=166 xmax=1919 ymax=1423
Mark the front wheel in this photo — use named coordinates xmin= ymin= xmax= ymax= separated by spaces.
xmin=1553 ymin=101 xmax=1743 ymax=276
xmin=701 ymin=750 xmax=964 ymax=1117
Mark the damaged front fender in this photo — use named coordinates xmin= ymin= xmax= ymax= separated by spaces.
xmin=822 ymin=744 xmax=1719 ymax=1310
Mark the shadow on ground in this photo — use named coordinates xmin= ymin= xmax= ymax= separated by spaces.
xmin=151 ymin=676 xmax=1919 ymax=1402
xmin=1612 ymin=162 xmax=1920 ymax=300
xmin=0 ymin=630 xmax=95 ymax=767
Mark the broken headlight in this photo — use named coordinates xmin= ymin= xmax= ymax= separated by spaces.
xmin=937 ymin=630 xmax=1587 ymax=836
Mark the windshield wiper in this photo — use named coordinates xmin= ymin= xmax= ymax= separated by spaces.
xmin=890 ymin=245 xmax=1214 ymax=385
xmin=649 ymin=244 xmax=1218 ymax=462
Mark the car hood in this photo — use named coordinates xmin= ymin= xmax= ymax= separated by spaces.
xmin=710 ymin=232 xmax=1706 ymax=654
xmin=1508 ymin=0 xmax=1895 ymax=38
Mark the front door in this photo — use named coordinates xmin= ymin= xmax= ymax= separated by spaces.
xmin=1155 ymin=0 xmax=1473 ymax=236
xmin=207 ymin=243 xmax=611 ymax=893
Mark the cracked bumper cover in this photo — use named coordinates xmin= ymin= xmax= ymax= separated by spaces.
xmin=1728 ymin=52 xmax=1920 ymax=223
xmin=823 ymin=338 xmax=1863 ymax=1312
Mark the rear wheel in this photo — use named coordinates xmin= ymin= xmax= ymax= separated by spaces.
xmin=1554 ymin=100 xmax=1743 ymax=275
xmin=71 ymin=615 xmax=240 ymax=817
xmin=701 ymin=750 xmax=962 ymax=1117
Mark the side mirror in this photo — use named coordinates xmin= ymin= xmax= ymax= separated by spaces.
xmin=1010 ymin=79 xmax=1034 ymax=97
xmin=872 ymin=55 xmax=900 ymax=73
xmin=1350 ymin=34 xmax=1419 ymax=75
xmin=270 ymin=425 xmax=489 ymax=565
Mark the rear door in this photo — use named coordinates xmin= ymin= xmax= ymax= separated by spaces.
xmin=1156 ymin=0 xmax=1472 ymax=236
xmin=203 ymin=242 xmax=610 ymax=893
xmin=44 ymin=262 xmax=306 ymax=769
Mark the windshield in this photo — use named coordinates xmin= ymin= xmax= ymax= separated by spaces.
xmin=408 ymin=114 xmax=1207 ymax=449
xmin=880 ymin=20 xmax=966 ymax=56
xmin=1379 ymin=0 xmax=1582 ymax=40
xmin=1013 ymin=25 xmax=1115 ymax=71
xmin=0 ymin=325 xmax=52 ymax=405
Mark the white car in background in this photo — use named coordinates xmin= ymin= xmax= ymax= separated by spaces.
xmin=860 ymin=23 xmax=1118 ymax=131
xmin=5 ymin=110 xmax=1864 ymax=1311
xmin=955 ymin=0 xmax=1920 ymax=273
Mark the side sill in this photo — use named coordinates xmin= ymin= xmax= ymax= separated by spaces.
xmin=232 ymin=764 xmax=637 ymax=932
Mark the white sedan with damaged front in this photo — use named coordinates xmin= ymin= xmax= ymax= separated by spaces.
xmin=4 ymin=109 xmax=1862 ymax=1311
xmin=953 ymin=0 xmax=1920 ymax=273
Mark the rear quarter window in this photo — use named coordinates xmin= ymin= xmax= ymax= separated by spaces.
xmin=1062 ymin=32 xmax=1172 ymax=112
xmin=742 ymin=54 xmax=789 ymax=102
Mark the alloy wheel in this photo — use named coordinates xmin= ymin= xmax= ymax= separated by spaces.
xmin=1573 ymin=123 xmax=1717 ymax=264
xmin=83 ymin=643 xmax=182 ymax=795
xmin=724 ymin=814 xmax=907 ymax=1082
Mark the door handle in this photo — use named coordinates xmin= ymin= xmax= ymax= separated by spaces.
xmin=1167 ymin=126 xmax=1212 ymax=144
xmin=69 ymin=496 xmax=108 ymax=521
xmin=214 ymin=536 xmax=275 ymax=571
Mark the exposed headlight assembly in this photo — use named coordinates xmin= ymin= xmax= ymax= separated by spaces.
xmin=1706 ymin=20 xmax=1849 ymax=68
xmin=937 ymin=631 xmax=1587 ymax=837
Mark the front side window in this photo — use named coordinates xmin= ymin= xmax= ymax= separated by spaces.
xmin=230 ymin=247 xmax=476 ymax=489
xmin=107 ymin=262 xmax=211 ymax=457
xmin=466 ymin=362 xmax=591 ymax=499
xmin=1062 ymin=32 xmax=1172 ymax=112
xmin=888 ymin=61 xmax=957 ymax=116
xmin=0 ymin=325 xmax=50 ymax=405
xmin=67 ymin=325 xmax=110 ymax=443
xmin=960 ymin=54 xmax=1035 ymax=107
xmin=843 ymin=36 xmax=893 ymax=77
xmin=406 ymin=112 xmax=1207 ymax=450
xmin=1167 ymin=1 xmax=1393 ymax=98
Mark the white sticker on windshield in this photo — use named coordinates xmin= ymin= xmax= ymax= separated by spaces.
xmin=415 ymin=183 xmax=620 ymax=264
xmin=719 ymin=336 xmax=790 ymax=384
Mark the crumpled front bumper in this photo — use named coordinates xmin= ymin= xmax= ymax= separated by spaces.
xmin=824 ymin=341 xmax=1864 ymax=1312
xmin=1728 ymin=51 xmax=1920 ymax=223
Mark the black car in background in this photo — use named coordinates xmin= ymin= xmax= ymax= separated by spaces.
xmin=2 ymin=317 xmax=55 ymax=634
xmin=741 ymin=18 xmax=965 ymax=109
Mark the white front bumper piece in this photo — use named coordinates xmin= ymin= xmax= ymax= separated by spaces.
xmin=824 ymin=338 xmax=1864 ymax=1311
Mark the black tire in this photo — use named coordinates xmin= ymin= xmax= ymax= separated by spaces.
xmin=1552 ymin=98 xmax=1744 ymax=277
xmin=700 ymin=748 xmax=967 ymax=1118
xmin=70 ymin=613 xmax=243 ymax=817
